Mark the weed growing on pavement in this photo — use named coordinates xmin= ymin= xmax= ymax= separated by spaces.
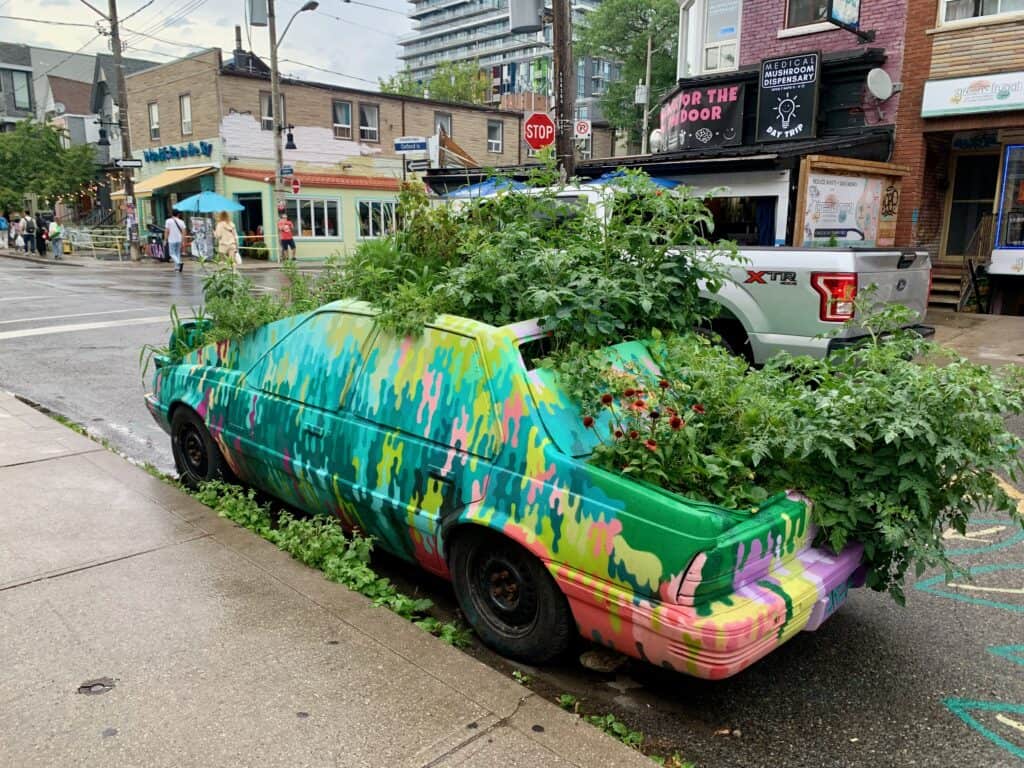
xmin=556 ymin=693 xmax=579 ymax=713
xmin=511 ymin=669 xmax=533 ymax=686
xmin=193 ymin=481 xmax=472 ymax=646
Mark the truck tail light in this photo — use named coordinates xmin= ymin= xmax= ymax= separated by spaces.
xmin=811 ymin=273 xmax=857 ymax=322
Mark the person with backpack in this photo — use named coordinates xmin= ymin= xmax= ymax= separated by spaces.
xmin=48 ymin=216 xmax=64 ymax=260
xmin=0 ymin=213 xmax=8 ymax=249
xmin=164 ymin=210 xmax=188 ymax=272
xmin=22 ymin=211 xmax=35 ymax=253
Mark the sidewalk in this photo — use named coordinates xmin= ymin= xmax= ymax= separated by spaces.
xmin=0 ymin=248 xmax=306 ymax=271
xmin=929 ymin=308 xmax=1024 ymax=366
xmin=0 ymin=392 xmax=651 ymax=768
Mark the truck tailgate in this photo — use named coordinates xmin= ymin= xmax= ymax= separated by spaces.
xmin=854 ymin=250 xmax=930 ymax=321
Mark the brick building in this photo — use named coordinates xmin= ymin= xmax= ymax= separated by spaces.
xmin=893 ymin=1 xmax=1024 ymax=312
xmin=122 ymin=43 xmax=610 ymax=261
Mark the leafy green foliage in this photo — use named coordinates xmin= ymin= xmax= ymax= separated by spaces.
xmin=195 ymin=482 xmax=471 ymax=645
xmin=380 ymin=60 xmax=490 ymax=105
xmin=0 ymin=121 xmax=97 ymax=210
xmin=557 ymin=693 xmax=579 ymax=712
xmin=575 ymin=0 xmax=679 ymax=141
xmin=554 ymin=297 xmax=1024 ymax=600
xmin=511 ymin=669 xmax=533 ymax=686
xmin=584 ymin=713 xmax=646 ymax=750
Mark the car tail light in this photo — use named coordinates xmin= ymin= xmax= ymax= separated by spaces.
xmin=811 ymin=273 xmax=857 ymax=322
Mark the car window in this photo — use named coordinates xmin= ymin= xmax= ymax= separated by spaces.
xmin=253 ymin=312 xmax=375 ymax=411
xmin=346 ymin=327 xmax=501 ymax=458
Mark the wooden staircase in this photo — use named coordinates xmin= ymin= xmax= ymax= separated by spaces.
xmin=929 ymin=264 xmax=963 ymax=310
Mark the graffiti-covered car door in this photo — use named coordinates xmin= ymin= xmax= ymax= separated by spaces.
xmin=341 ymin=326 xmax=501 ymax=574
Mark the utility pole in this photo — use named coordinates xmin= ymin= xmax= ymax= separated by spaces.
xmin=551 ymin=0 xmax=575 ymax=178
xmin=640 ymin=33 xmax=653 ymax=155
xmin=107 ymin=0 xmax=139 ymax=259
xmin=268 ymin=0 xmax=283 ymax=262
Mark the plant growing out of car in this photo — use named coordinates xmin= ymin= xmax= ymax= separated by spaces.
xmin=549 ymin=297 xmax=1024 ymax=601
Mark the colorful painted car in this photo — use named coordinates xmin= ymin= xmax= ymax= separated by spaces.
xmin=145 ymin=300 xmax=866 ymax=679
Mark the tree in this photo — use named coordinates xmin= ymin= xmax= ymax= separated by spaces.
xmin=380 ymin=60 xmax=491 ymax=105
xmin=575 ymin=0 xmax=679 ymax=145
xmin=0 ymin=121 xmax=96 ymax=212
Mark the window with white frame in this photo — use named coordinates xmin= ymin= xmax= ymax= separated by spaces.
xmin=487 ymin=119 xmax=503 ymax=153
xmin=148 ymin=101 xmax=159 ymax=140
xmin=12 ymin=70 xmax=30 ymax=111
xmin=678 ymin=0 xmax=741 ymax=76
xmin=358 ymin=200 xmax=396 ymax=238
xmin=359 ymin=103 xmax=379 ymax=142
xmin=260 ymin=91 xmax=286 ymax=131
xmin=332 ymin=99 xmax=352 ymax=139
xmin=179 ymin=93 xmax=192 ymax=135
xmin=434 ymin=111 xmax=453 ymax=136
xmin=943 ymin=0 xmax=1024 ymax=21
xmin=284 ymin=197 xmax=341 ymax=238
xmin=786 ymin=0 xmax=828 ymax=27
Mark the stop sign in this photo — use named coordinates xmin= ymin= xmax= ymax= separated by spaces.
xmin=291 ymin=178 xmax=301 ymax=194
xmin=524 ymin=112 xmax=556 ymax=150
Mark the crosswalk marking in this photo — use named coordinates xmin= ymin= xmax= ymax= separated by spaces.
xmin=0 ymin=315 xmax=167 ymax=341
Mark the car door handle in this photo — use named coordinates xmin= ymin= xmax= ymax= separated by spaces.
xmin=303 ymin=423 xmax=324 ymax=437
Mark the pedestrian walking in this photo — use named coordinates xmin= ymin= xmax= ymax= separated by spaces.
xmin=277 ymin=211 xmax=296 ymax=261
xmin=36 ymin=214 xmax=47 ymax=256
xmin=48 ymin=216 xmax=64 ymax=260
xmin=214 ymin=211 xmax=240 ymax=266
xmin=21 ymin=212 xmax=35 ymax=253
xmin=0 ymin=212 xmax=8 ymax=249
xmin=164 ymin=211 xmax=187 ymax=272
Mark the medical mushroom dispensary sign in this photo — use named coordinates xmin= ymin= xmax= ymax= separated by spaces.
xmin=756 ymin=53 xmax=820 ymax=143
xmin=659 ymin=84 xmax=744 ymax=151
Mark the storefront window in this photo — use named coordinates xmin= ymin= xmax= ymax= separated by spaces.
xmin=285 ymin=198 xmax=340 ymax=238
xmin=944 ymin=0 xmax=1024 ymax=22
xmin=12 ymin=70 xmax=31 ymax=110
xmin=997 ymin=145 xmax=1024 ymax=249
xmin=358 ymin=200 xmax=396 ymax=238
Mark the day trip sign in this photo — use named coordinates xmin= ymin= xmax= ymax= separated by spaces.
xmin=756 ymin=53 xmax=820 ymax=143
xmin=659 ymin=84 xmax=743 ymax=151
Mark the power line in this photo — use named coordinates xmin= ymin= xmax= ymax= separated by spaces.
xmin=0 ymin=15 xmax=97 ymax=28
xmin=121 ymin=24 xmax=207 ymax=51
xmin=343 ymin=0 xmax=407 ymax=17
xmin=279 ymin=58 xmax=379 ymax=85
xmin=121 ymin=0 xmax=155 ymax=23
xmin=313 ymin=8 xmax=398 ymax=39
xmin=31 ymin=34 xmax=103 ymax=84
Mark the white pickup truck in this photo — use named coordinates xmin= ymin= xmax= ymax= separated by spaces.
xmin=467 ymin=185 xmax=933 ymax=365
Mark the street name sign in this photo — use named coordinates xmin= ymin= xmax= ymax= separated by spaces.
xmin=394 ymin=136 xmax=429 ymax=153
xmin=114 ymin=158 xmax=143 ymax=168
xmin=524 ymin=113 xmax=556 ymax=150
xmin=280 ymin=164 xmax=294 ymax=177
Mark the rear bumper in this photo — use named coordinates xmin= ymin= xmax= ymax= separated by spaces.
xmin=145 ymin=393 xmax=171 ymax=434
xmin=827 ymin=324 xmax=935 ymax=354
xmin=553 ymin=542 xmax=865 ymax=680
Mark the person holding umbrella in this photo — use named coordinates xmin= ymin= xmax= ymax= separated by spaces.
xmin=174 ymin=191 xmax=244 ymax=267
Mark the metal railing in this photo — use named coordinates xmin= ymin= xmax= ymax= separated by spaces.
xmin=64 ymin=225 xmax=127 ymax=260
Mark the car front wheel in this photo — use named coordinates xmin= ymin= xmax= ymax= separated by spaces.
xmin=450 ymin=529 xmax=573 ymax=664
xmin=171 ymin=407 xmax=231 ymax=489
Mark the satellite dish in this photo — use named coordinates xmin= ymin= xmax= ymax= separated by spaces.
xmin=53 ymin=101 xmax=67 ymax=116
xmin=649 ymin=128 xmax=664 ymax=153
xmin=866 ymin=68 xmax=893 ymax=101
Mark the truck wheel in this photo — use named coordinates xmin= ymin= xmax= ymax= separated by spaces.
xmin=450 ymin=529 xmax=572 ymax=664
xmin=171 ymin=407 xmax=231 ymax=489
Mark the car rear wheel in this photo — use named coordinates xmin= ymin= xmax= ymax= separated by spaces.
xmin=171 ymin=407 xmax=231 ymax=489
xmin=450 ymin=529 xmax=573 ymax=664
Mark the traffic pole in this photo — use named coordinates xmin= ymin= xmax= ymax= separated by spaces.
xmin=108 ymin=0 xmax=139 ymax=260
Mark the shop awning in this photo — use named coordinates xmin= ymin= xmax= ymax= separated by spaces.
xmin=111 ymin=165 xmax=215 ymax=199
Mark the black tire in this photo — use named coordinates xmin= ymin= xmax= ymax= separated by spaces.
xmin=171 ymin=407 xmax=231 ymax=489
xmin=450 ymin=529 xmax=573 ymax=664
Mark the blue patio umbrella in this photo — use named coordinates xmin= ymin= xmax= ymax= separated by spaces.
xmin=445 ymin=178 xmax=527 ymax=199
xmin=173 ymin=190 xmax=244 ymax=213
xmin=590 ymin=171 xmax=678 ymax=189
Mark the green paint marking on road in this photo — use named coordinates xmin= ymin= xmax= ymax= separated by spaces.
xmin=915 ymin=564 xmax=1024 ymax=613
xmin=944 ymin=699 xmax=1024 ymax=760
xmin=945 ymin=518 xmax=1024 ymax=557
xmin=989 ymin=645 xmax=1024 ymax=667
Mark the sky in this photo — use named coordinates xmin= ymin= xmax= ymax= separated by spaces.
xmin=1 ymin=0 xmax=413 ymax=90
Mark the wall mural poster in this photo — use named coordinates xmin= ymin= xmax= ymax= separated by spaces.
xmin=802 ymin=173 xmax=884 ymax=246
xmin=756 ymin=53 xmax=820 ymax=143
xmin=659 ymin=84 xmax=744 ymax=151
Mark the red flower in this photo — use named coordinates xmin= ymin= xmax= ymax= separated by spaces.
xmin=659 ymin=379 xmax=670 ymax=390
xmin=623 ymin=388 xmax=636 ymax=397
xmin=670 ymin=416 xmax=684 ymax=431
xmin=629 ymin=430 xmax=640 ymax=440
xmin=583 ymin=415 xmax=595 ymax=428
xmin=645 ymin=439 xmax=658 ymax=451
xmin=614 ymin=429 xmax=624 ymax=438
xmin=692 ymin=403 xmax=706 ymax=415
xmin=601 ymin=393 xmax=614 ymax=406
xmin=633 ymin=399 xmax=647 ymax=410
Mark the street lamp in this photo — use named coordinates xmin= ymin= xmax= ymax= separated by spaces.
xmin=268 ymin=0 xmax=317 ymax=260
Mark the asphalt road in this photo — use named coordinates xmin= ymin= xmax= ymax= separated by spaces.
xmin=1 ymin=256 xmax=1021 ymax=768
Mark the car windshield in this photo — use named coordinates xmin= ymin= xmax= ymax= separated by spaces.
xmin=521 ymin=340 xmax=660 ymax=458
